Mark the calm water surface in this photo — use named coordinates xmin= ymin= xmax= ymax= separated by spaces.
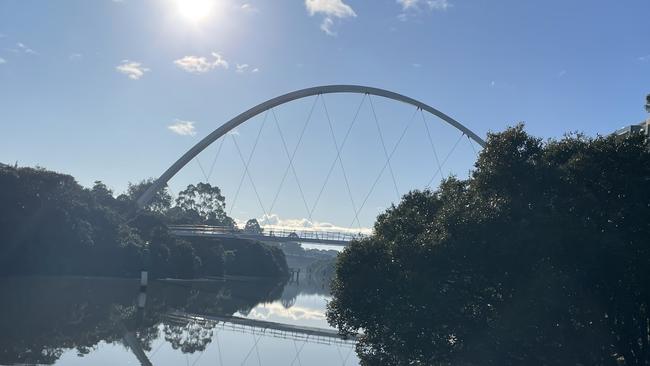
xmin=0 ymin=276 xmax=358 ymax=365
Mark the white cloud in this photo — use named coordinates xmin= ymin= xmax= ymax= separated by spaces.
xmin=397 ymin=0 xmax=451 ymax=20
xmin=241 ymin=3 xmax=259 ymax=13
xmin=174 ymin=52 xmax=229 ymax=73
xmin=168 ymin=120 xmax=197 ymax=136
xmin=305 ymin=0 xmax=356 ymax=36
xmin=211 ymin=52 xmax=229 ymax=69
xmin=305 ymin=0 xmax=356 ymax=17
xmin=69 ymin=53 xmax=83 ymax=61
xmin=638 ymin=55 xmax=650 ymax=62
xmin=252 ymin=67 xmax=260 ymax=73
xmin=116 ymin=60 xmax=149 ymax=80
xmin=236 ymin=63 xmax=249 ymax=73
xmin=16 ymin=42 xmax=37 ymax=55
xmin=253 ymin=214 xmax=372 ymax=235
xmin=241 ymin=302 xmax=327 ymax=322
xmin=427 ymin=0 xmax=452 ymax=10
xmin=320 ymin=17 xmax=336 ymax=35
xmin=0 ymin=57 xmax=5 ymax=64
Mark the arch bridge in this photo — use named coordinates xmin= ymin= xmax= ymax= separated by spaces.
xmin=138 ymin=85 xmax=486 ymax=245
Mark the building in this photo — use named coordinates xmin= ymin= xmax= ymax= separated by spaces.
xmin=614 ymin=120 xmax=649 ymax=138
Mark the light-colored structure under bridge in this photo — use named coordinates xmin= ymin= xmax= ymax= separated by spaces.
xmin=168 ymin=224 xmax=367 ymax=246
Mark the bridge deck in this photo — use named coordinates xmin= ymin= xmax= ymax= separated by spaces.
xmin=168 ymin=225 xmax=367 ymax=246
xmin=164 ymin=311 xmax=357 ymax=346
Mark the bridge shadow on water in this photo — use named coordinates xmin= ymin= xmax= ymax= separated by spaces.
xmin=0 ymin=275 xmax=355 ymax=365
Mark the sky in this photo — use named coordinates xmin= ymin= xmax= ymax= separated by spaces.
xmin=1 ymin=0 xmax=649 ymax=231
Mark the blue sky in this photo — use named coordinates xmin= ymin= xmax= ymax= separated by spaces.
xmin=1 ymin=0 xmax=649 ymax=230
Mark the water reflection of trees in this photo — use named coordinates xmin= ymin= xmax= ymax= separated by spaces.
xmin=0 ymin=276 xmax=286 ymax=365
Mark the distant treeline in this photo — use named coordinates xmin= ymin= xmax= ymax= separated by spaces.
xmin=0 ymin=166 xmax=288 ymax=279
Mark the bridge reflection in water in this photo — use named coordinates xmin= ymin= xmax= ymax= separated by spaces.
xmin=0 ymin=276 xmax=359 ymax=365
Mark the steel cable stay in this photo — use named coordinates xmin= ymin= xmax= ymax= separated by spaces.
xmin=335 ymin=343 xmax=354 ymax=366
xmin=368 ymin=94 xmax=400 ymax=200
xmin=231 ymin=135 xmax=269 ymax=219
xmin=207 ymin=136 xmax=227 ymax=181
xmin=195 ymin=157 xmax=209 ymax=183
xmin=267 ymin=95 xmax=320 ymax=216
xmin=420 ymin=109 xmax=444 ymax=188
xmin=190 ymin=349 xmax=206 ymax=366
xmin=351 ymin=106 xmax=419 ymax=228
xmin=308 ymin=93 xmax=367 ymax=222
xmin=215 ymin=331 xmax=224 ymax=366
xmin=228 ymin=111 xmax=269 ymax=218
xmin=268 ymin=105 xmax=315 ymax=221
xmin=425 ymin=132 xmax=464 ymax=188
xmin=240 ymin=332 xmax=263 ymax=366
xmin=289 ymin=339 xmax=308 ymax=366
xmin=467 ymin=135 xmax=479 ymax=156
xmin=320 ymin=93 xmax=363 ymax=230
xmin=293 ymin=339 xmax=303 ymax=366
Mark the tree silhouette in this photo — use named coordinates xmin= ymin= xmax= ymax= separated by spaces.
xmin=328 ymin=125 xmax=650 ymax=365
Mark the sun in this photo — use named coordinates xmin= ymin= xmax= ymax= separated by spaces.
xmin=177 ymin=0 xmax=213 ymax=23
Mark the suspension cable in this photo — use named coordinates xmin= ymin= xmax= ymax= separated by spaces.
xmin=268 ymin=95 xmax=320 ymax=217
xmin=231 ymin=134 xmax=268 ymax=218
xmin=420 ymin=109 xmax=444 ymax=188
xmin=368 ymin=95 xmax=400 ymax=200
xmin=321 ymin=94 xmax=362 ymax=229
xmin=228 ymin=111 xmax=269 ymax=218
xmin=207 ymin=136 xmax=227 ymax=181
xmin=270 ymin=108 xmax=312 ymax=220
xmin=425 ymin=132 xmax=464 ymax=187
xmin=195 ymin=157 xmax=209 ymax=182
xmin=309 ymin=94 xmax=366 ymax=221
xmin=351 ymin=106 xmax=419 ymax=227
xmin=467 ymin=135 xmax=479 ymax=156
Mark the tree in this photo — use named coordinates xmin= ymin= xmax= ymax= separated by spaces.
xmin=175 ymin=183 xmax=234 ymax=227
xmin=327 ymin=125 xmax=650 ymax=365
xmin=244 ymin=218 xmax=263 ymax=234
xmin=126 ymin=179 xmax=172 ymax=213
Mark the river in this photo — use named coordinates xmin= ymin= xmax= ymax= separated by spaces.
xmin=0 ymin=276 xmax=359 ymax=365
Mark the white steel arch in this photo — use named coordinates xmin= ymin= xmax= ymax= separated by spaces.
xmin=137 ymin=85 xmax=485 ymax=207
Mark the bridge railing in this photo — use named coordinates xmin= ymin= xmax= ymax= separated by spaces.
xmin=167 ymin=224 xmax=368 ymax=243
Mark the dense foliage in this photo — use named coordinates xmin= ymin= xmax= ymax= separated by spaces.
xmin=0 ymin=165 xmax=288 ymax=279
xmin=327 ymin=126 xmax=650 ymax=365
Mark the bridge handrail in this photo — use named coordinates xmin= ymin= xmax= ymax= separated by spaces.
xmin=167 ymin=224 xmax=368 ymax=241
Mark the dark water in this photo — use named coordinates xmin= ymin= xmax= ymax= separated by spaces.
xmin=0 ymin=276 xmax=358 ymax=365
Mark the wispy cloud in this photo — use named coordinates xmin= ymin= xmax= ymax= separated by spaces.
xmin=241 ymin=3 xmax=259 ymax=13
xmin=69 ymin=53 xmax=83 ymax=61
xmin=638 ymin=55 xmax=650 ymax=62
xmin=174 ymin=52 xmax=229 ymax=73
xmin=0 ymin=57 xmax=6 ymax=65
xmin=305 ymin=0 xmax=356 ymax=36
xmin=397 ymin=0 xmax=451 ymax=20
xmin=168 ymin=119 xmax=197 ymax=136
xmin=116 ymin=60 xmax=149 ymax=80
xmin=236 ymin=63 xmax=249 ymax=73
xmin=16 ymin=42 xmax=37 ymax=55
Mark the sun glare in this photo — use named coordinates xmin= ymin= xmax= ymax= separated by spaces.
xmin=177 ymin=0 xmax=213 ymax=22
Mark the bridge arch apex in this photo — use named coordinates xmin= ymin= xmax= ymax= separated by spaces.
xmin=137 ymin=84 xmax=486 ymax=208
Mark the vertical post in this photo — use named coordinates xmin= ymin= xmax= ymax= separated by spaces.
xmin=138 ymin=270 xmax=148 ymax=309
